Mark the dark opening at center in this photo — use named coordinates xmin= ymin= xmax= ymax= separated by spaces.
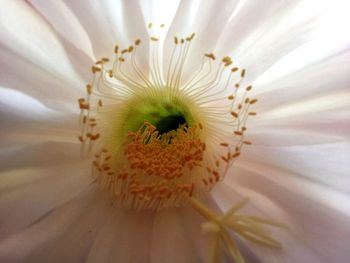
xmin=155 ymin=115 xmax=187 ymax=134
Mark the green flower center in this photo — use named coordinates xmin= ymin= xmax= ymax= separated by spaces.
xmin=155 ymin=114 xmax=186 ymax=134
xmin=117 ymin=91 xmax=196 ymax=139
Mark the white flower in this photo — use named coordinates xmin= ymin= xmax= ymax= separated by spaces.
xmin=1 ymin=0 xmax=350 ymax=262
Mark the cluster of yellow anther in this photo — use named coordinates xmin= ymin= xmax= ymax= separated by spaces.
xmin=92 ymin=123 xmax=207 ymax=210
xmin=125 ymin=122 xmax=204 ymax=180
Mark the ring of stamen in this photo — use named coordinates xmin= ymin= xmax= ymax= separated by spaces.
xmin=77 ymin=22 xmax=284 ymax=263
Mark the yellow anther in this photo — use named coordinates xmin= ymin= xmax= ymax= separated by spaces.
xmin=232 ymin=152 xmax=241 ymax=158
xmin=249 ymin=99 xmax=258 ymax=104
xmin=222 ymin=56 xmax=231 ymax=63
xmin=204 ymin=53 xmax=216 ymax=60
xmin=189 ymin=33 xmax=196 ymax=40
xmin=91 ymin=66 xmax=101 ymax=74
xmin=230 ymin=112 xmax=238 ymax=118
xmin=86 ymin=84 xmax=92 ymax=95
xmin=150 ymin=37 xmax=159 ymax=41
xmin=241 ymin=69 xmax=246 ymax=78
xmin=135 ymin=39 xmax=141 ymax=46
xmin=108 ymin=70 xmax=113 ymax=78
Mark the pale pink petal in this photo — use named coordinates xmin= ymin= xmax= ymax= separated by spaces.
xmin=0 ymin=142 xmax=79 ymax=172
xmin=163 ymin=0 xmax=239 ymax=80
xmin=28 ymin=0 xmax=95 ymax=59
xmin=0 ymin=159 xmax=93 ymax=240
xmin=0 ymin=0 xmax=84 ymax=88
xmin=150 ymin=206 xmax=210 ymax=263
xmin=0 ymin=186 xmax=110 ymax=263
xmin=254 ymin=49 xmax=350 ymax=113
xmin=86 ymin=208 xmax=153 ymax=263
xmin=0 ymin=47 xmax=82 ymax=112
xmin=212 ymin=180 xmax=350 ymax=262
xmin=247 ymin=93 xmax=350 ymax=146
xmin=240 ymin=142 xmax=350 ymax=194
xmin=215 ymin=0 xmax=330 ymax=82
xmin=62 ymin=0 xmax=150 ymax=69
xmin=0 ymin=88 xmax=77 ymax=148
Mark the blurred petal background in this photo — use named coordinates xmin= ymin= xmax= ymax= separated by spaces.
xmin=0 ymin=0 xmax=349 ymax=262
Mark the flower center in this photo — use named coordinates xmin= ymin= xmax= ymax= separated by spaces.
xmin=77 ymin=23 xmax=286 ymax=263
xmin=77 ymin=24 xmax=257 ymax=210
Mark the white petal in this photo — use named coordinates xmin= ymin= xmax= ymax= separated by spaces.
xmin=0 ymin=185 xmax=109 ymax=262
xmin=215 ymin=0 xmax=333 ymax=82
xmin=211 ymin=183 xmax=328 ymax=263
xmin=28 ymin=0 xmax=95 ymax=60
xmin=247 ymin=93 xmax=350 ymax=146
xmin=62 ymin=0 xmax=150 ymax=68
xmin=216 ymin=162 xmax=350 ymax=262
xmin=0 ymin=159 xmax=93 ymax=240
xmin=0 ymin=87 xmax=56 ymax=118
xmin=240 ymin=142 xmax=350 ymax=194
xmin=26 ymin=0 xmax=96 ymax=82
xmin=0 ymin=47 xmax=82 ymax=112
xmin=0 ymin=142 xmax=80 ymax=172
xmin=150 ymin=206 xmax=210 ymax=263
xmin=0 ymin=88 xmax=77 ymax=148
xmin=254 ymin=49 xmax=350 ymax=112
xmin=86 ymin=208 xmax=153 ymax=263
xmin=0 ymin=0 xmax=84 ymax=88
xmin=163 ymin=0 xmax=239 ymax=80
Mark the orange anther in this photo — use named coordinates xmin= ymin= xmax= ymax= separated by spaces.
xmin=135 ymin=39 xmax=141 ymax=46
xmin=232 ymin=152 xmax=241 ymax=158
xmin=86 ymin=84 xmax=92 ymax=95
xmin=249 ymin=99 xmax=258 ymax=104
xmin=241 ymin=69 xmax=246 ymax=78
xmin=230 ymin=112 xmax=238 ymax=118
